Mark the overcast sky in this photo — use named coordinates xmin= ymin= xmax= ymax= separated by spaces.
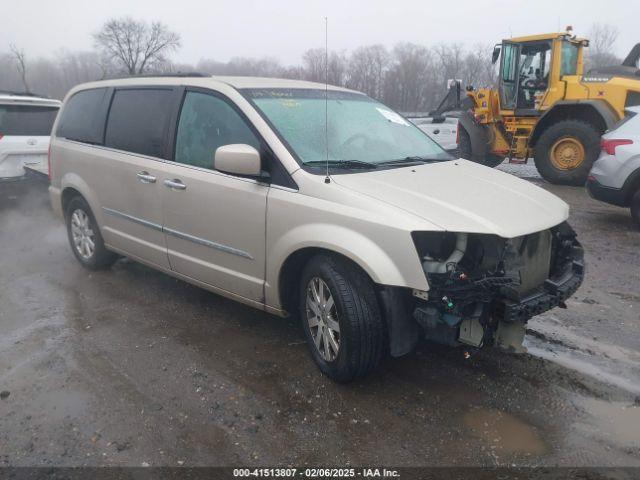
xmin=3 ymin=0 xmax=638 ymax=65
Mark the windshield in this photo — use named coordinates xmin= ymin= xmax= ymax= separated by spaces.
xmin=243 ymin=88 xmax=451 ymax=167
xmin=0 ymin=105 xmax=59 ymax=136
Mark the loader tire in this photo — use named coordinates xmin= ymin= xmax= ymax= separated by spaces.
xmin=457 ymin=126 xmax=504 ymax=168
xmin=534 ymin=120 xmax=600 ymax=186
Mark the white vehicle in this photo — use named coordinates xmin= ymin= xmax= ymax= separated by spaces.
xmin=587 ymin=106 xmax=640 ymax=227
xmin=0 ymin=92 xmax=61 ymax=179
xmin=50 ymin=76 xmax=584 ymax=382
xmin=409 ymin=116 xmax=459 ymax=152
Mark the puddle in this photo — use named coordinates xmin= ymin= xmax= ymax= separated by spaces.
xmin=579 ymin=397 xmax=640 ymax=449
xmin=33 ymin=389 xmax=90 ymax=422
xmin=462 ymin=407 xmax=549 ymax=457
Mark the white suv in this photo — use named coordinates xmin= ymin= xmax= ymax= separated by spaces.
xmin=0 ymin=92 xmax=61 ymax=179
xmin=49 ymin=76 xmax=584 ymax=382
xmin=587 ymin=106 xmax=640 ymax=227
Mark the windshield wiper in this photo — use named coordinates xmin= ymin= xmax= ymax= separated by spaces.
xmin=377 ymin=156 xmax=441 ymax=166
xmin=304 ymin=159 xmax=378 ymax=169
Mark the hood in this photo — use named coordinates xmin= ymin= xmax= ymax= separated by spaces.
xmin=332 ymin=159 xmax=569 ymax=238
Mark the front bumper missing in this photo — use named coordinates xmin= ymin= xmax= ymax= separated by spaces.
xmin=380 ymin=224 xmax=585 ymax=357
xmin=495 ymin=257 xmax=584 ymax=323
xmin=409 ymin=225 xmax=585 ymax=351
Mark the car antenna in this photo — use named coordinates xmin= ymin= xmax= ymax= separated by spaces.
xmin=324 ymin=16 xmax=331 ymax=184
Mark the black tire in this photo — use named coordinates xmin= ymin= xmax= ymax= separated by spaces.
xmin=298 ymin=254 xmax=385 ymax=383
xmin=457 ymin=126 xmax=504 ymax=168
xmin=533 ymin=120 xmax=600 ymax=186
xmin=65 ymin=196 xmax=117 ymax=270
xmin=631 ymin=189 xmax=640 ymax=229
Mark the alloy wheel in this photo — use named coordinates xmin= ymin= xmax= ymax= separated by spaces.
xmin=70 ymin=208 xmax=95 ymax=260
xmin=305 ymin=277 xmax=341 ymax=362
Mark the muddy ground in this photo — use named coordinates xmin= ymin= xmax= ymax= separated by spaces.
xmin=0 ymin=168 xmax=639 ymax=468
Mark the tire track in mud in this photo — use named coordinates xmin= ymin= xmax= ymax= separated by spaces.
xmin=525 ymin=317 xmax=640 ymax=397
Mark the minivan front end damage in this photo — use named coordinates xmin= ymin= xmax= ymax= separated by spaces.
xmin=380 ymin=222 xmax=584 ymax=357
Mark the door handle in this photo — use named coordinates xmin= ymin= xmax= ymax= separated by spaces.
xmin=137 ymin=172 xmax=157 ymax=184
xmin=164 ymin=179 xmax=187 ymax=190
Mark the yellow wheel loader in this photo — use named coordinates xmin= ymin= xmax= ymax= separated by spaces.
xmin=439 ymin=28 xmax=640 ymax=185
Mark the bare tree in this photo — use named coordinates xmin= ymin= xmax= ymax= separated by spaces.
xmin=9 ymin=44 xmax=30 ymax=93
xmin=461 ymin=43 xmax=496 ymax=89
xmin=197 ymin=56 xmax=285 ymax=77
xmin=93 ymin=17 xmax=180 ymax=75
xmin=196 ymin=58 xmax=228 ymax=75
xmin=302 ymin=48 xmax=326 ymax=82
xmin=227 ymin=57 xmax=284 ymax=77
xmin=384 ymin=43 xmax=434 ymax=112
xmin=279 ymin=65 xmax=305 ymax=80
xmin=96 ymin=54 xmax=117 ymax=80
xmin=327 ymin=51 xmax=348 ymax=86
xmin=586 ymin=23 xmax=621 ymax=70
xmin=434 ymin=43 xmax=465 ymax=88
xmin=347 ymin=45 xmax=389 ymax=99
xmin=301 ymin=48 xmax=347 ymax=86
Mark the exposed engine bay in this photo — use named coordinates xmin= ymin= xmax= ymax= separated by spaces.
xmin=409 ymin=222 xmax=584 ymax=353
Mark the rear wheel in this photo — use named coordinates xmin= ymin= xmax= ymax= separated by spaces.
xmin=298 ymin=254 xmax=384 ymax=383
xmin=534 ymin=120 xmax=600 ymax=186
xmin=65 ymin=196 xmax=117 ymax=270
xmin=631 ymin=189 xmax=640 ymax=229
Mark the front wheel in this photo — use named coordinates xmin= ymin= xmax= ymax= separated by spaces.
xmin=298 ymin=255 xmax=385 ymax=383
xmin=457 ymin=126 xmax=504 ymax=168
xmin=534 ymin=120 xmax=600 ymax=186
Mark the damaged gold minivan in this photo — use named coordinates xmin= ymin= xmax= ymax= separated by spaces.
xmin=49 ymin=76 xmax=584 ymax=382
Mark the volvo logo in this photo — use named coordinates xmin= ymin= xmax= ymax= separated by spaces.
xmin=27 ymin=138 xmax=38 ymax=146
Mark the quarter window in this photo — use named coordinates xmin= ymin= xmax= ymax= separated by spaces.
xmin=174 ymin=91 xmax=260 ymax=170
xmin=57 ymin=88 xmax=108 ymax=143
xmin=105 ymin=89 xmax=173 ymax=158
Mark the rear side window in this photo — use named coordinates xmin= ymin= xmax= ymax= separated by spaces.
xmin=57 ymin=88 xmax=109 ymax=143
xmin=0 ymin=105 xmax=59 ymax=136
xmin=105 ymin=89 xmax=173 ymax=158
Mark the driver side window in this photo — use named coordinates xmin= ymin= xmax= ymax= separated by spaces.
xmin=174 ymin=91 xmax=260 ymax=170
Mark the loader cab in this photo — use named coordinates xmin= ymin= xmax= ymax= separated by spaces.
xmin=495 ymin=33 xmax=585 ymax=114
xmin=496 ymin=40 xmax=552 ymax=113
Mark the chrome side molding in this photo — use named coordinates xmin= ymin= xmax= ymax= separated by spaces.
xmin=164 ymin=227 xmax=253 ymax=259
xmin=102 ymin=207 xmax=162 ymax=232
xmin=102 ymin=207 xmax=253 ymax=260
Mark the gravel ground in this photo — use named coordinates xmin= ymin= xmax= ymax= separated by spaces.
xmin=0 ymin=170 xmax=639 ymax=468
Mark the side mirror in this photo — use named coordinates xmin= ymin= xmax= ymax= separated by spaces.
xmin=214 ymin=144 xmax=262 ymax=177
xmin=492 ymin=46 xmax=501 ymax=65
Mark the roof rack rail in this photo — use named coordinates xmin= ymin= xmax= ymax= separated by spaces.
xmin=108 ymin=72 xmax=208 ymax=80
xmin=0 ymin=90 xmax=50 ymax=98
